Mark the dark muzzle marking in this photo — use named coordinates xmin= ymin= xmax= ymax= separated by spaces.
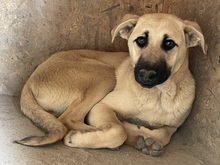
xmin=134 ymin=58 xmax=171 ymax=88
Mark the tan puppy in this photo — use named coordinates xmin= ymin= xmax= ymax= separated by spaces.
xmin=16 ymin=13 xmax=207 ymax=156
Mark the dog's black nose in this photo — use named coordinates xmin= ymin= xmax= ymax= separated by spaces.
xmin=136 ymin=69 xmax=157 ymax=87
xmin=134 ymin=58 xmax=171 ymax=88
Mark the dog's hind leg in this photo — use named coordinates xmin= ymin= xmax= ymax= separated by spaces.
xmin=58 ymin=102 xmax=95 ymax=132
xmin=58 ymin=96 xmax=100 ymax=132
xmin=63 ymin=103 xmax=127 ymax=149
xmin=58 ymin=81 xmax=115 ymax=132
xmin=122 ymin=121 xmax=177 ymax=156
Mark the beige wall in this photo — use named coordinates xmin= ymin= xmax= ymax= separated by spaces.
xmin=0 ymin=0 xmax=219 ymax=158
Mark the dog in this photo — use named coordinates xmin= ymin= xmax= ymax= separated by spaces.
xmin=16 ymin=13 xmax=207 ymax=156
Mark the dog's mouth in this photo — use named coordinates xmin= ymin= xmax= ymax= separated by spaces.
xmin=134 ymin=59 xmax=171 ymax=88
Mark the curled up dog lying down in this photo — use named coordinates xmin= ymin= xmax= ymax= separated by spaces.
xmin=15 ymin=13 xmax=207 ymax=156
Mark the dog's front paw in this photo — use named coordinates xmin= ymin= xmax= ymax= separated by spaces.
xmin=64 ymin=130 xmax=94 ymax=147
xmin=135 ymin=136 xmax=164 ymax=157
xmin=64 ymin=130 xmax=78 ymax=147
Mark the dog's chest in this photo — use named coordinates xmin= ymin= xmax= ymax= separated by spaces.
xmin=117 ymin=89 xmax=178 ymax=128
xmin=130 ymin=94 xmax=170 ymax=127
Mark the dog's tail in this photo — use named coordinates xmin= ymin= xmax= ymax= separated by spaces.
xmin=15 ymin=85 xmax=68 ymax=146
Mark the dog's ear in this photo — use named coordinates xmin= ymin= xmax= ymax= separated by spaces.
xmin=111 ymin=14 xmax=139 ymax=42
xmin=184 ymin=20 xmax=208 ymax=54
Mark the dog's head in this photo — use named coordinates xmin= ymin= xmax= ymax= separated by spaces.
xmin=112 ymin=13 xmax=207 ymax=88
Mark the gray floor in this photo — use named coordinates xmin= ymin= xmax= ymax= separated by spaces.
xmin=0 ymin=95 xmax=217 ymax=165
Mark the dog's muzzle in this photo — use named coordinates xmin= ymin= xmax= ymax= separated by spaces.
xmin=134 ymin=59 xmax=171 ymax=88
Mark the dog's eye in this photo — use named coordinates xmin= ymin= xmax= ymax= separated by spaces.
xmin=135 ymin=36 xmax=148 ymax=48
xmin=162 ymin=39 xmax=176 ymax=51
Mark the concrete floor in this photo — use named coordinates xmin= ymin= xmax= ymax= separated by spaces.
xmin=0 ymin=95 xmax=218 ymax=165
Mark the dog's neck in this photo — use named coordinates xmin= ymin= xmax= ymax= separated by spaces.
xmin=172 ymin=51 xmax=190 ymax=75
